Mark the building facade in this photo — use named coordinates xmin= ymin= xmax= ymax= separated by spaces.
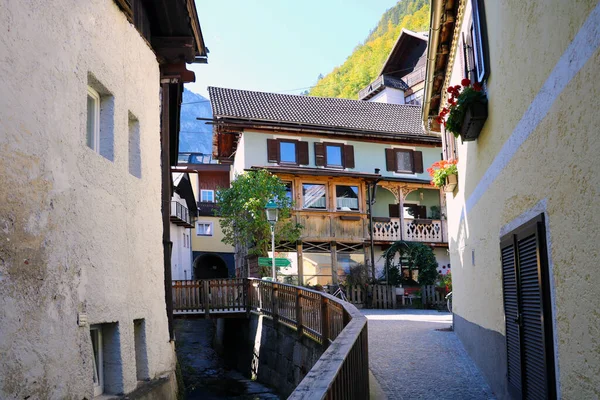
xmin=170 ymin=173 xmax=197 ymax=280
xmin=175 ymin=153 xmax=235 ymax=278
xmin=0 ymin=1 xmax=206 ymax=398
xmin=210 ymin=87 xmax=448 ymax=285
xmin=422 ymin=0 xmax=600 ymax=398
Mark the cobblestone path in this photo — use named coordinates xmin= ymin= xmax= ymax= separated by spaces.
xmin=364 ymin=309 xmax=496 ymax=400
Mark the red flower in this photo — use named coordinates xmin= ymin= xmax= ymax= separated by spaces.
xmin=473 ymin=82 xmax=482 ymax=91
xmin=448 ymin=98 xmax=456 ymax=106
xmin=454 ymin=85 xmax=461 ymax=91
xmin=461 ymin=78 xmax=471 ymax=87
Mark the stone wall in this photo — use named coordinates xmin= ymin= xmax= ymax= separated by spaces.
xmin=217 ymin=315 xmax=323 ymax=397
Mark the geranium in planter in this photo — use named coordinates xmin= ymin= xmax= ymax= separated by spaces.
xmin=427 ymin=159 xmax=458 ymax=192
xmin=437 ymin=78 xmax=487 ymax=142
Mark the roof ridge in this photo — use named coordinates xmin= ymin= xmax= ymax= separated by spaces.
xmin=208 ymin=86 xmax=421 ymax=108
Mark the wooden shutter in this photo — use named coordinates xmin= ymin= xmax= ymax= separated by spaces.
xmin=501 ymin=238 xmax=523 ymax=400
xmin=517 ymin=229 xmax=551 ymax=400
xmin=413 ymin=151 xmax=423 ymax=173
xmin=297 ymin=141 xmax=309 ymax=165
xmin=344 ymin=145 xmax=355 ymax=169
xmin=472 ymin=0 xmax=489 ymax=82
xmin=267 ymin=139 xmax=280 ymax=163
xmin=388 ymin=204 xmax=399 ymax=218
xmin=314 ymin=143 xmax=325 ymax=167
xmin=385 ymin=149 xmax=396 ymax=171
xmin=501 ymin=215 xmax=556 ymax=400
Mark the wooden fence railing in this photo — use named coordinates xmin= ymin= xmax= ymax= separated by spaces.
xmin=172 ymin=278 xmax=369 ymax=399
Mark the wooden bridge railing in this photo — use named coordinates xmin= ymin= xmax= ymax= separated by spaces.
xmin=172 ymin=278 xmax=369 ymax=399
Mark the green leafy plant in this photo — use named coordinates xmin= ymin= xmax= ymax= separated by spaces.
xmin=437 ymin=78 xmax=486 ymax=137
xmin=216 ymin=169 xmax=302 ymax=257
xmin=383 ymin=241 xmax=439 ymax=286
xmin=427 ymin=159 xmax=458 ymax=188
xmin=438 ymin=271 xmax=452 ymax=292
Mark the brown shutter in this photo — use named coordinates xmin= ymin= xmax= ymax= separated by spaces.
xmin=343 ymin=145 xmax=355 ymax=169
xmin=314 ymin=142 xmax=325 ymax=167
xmin=297 ymin=141 xmax=309 ymax=165
xmin=267 ymin=139 xmax=279 ymax=163
xmin=385 ymin=148 xmax=396 ymax=171
xmin=413 ymin=151 xmax=423 ymax=173
xmin=389 ymin=204 xmax=399 ymax=218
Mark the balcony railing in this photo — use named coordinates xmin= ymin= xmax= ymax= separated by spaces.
xmin=170 ymin=201 xmax=193 ymax=228
xmin=403 ymin=67 xmax=426 ymax=88
xmin=197 ymin=201 xmax=218 ymax=216
xmin=373 ymin=218 xmax=444 ymax=243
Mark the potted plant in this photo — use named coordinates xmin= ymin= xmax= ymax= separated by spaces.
xmin=427 ymin=159 xmax=458 ymax=192
xmin=437 ymin=78 xmax=487 ymax=142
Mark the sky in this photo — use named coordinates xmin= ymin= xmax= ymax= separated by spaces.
xmin=187 ymin=0 xmax=400 ymax=98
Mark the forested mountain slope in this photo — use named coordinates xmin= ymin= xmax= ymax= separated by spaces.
xmin=309 ymin=0 xmax=429 ymax=99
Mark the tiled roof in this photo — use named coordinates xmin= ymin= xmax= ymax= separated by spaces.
xmin=208 ymin=87 xmax=427 ymax=137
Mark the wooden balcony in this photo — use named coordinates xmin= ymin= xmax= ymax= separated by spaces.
xmin=197 ymin=201 xmax=218 ymax=217
xmin=295 ymin=211 xmax=367 ymax=243
xmin=170 ymin=201 xmax=194 ymax=228
xmin=372 ymin=217 xmax=445 ymax=243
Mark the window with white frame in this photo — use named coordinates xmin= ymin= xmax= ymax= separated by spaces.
xmin=90 ymin=326 xmax=103 ymax=396
xmin=201 ymin=190 xmax=215 ymax=203
xmin=86 ymin=87 xmax=100 ymax=152
xmin=197 ymin=221 xmax=213 ymax=236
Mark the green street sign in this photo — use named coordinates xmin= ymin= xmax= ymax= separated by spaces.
xmin=258 ymin=257 xmax=292 ymax=268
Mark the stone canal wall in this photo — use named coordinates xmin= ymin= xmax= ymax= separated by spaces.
xmin=215 ymin=314 xmax=323 ymax=397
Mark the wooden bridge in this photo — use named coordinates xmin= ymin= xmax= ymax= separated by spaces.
xmin=171 ymin=278 xmax=369 ymax=399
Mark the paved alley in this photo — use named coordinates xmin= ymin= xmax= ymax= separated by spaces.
xmin=365 ymin=310 xmax=496 ymax=400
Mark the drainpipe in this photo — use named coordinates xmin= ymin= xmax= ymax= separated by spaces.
xmin=421 ymin=0 xmax=444 ymax=130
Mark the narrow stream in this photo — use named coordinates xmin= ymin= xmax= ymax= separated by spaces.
xmin=175 ymin=320 xmax=280 ymax=400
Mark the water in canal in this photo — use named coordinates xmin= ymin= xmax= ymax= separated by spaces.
xmin=175 ymin=319 xmax=280 ymax=400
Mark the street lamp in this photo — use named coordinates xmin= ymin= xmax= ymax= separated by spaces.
xmin=265 ymin=200 xmax=279 ymax=281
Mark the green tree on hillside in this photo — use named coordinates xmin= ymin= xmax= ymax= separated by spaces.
xmin=309 ymin=0 xmax=429 ymax=99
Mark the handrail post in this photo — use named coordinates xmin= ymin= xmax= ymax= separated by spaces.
xmin=295 ymin=288 xmax=303 ymax=338
xmin=272 ymin=283 xmax=279 ymax=324
xmin=203 ymin=280 xmax=210 ymax=318
xmin=245 ymin=279 xmax=251 ymax=318
xmin=321 ymin=296 xmax=330 ymax=349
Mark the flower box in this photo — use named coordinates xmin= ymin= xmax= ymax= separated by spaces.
xmin=460 ymin=101 xmax=488 ymax=142
xmin=443 ymin=174 xmax=457 ymax=193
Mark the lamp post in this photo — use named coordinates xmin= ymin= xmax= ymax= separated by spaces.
xmin=265 ymin=200 xmax=279 ymax=281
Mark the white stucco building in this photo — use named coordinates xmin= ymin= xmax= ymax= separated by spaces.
xmin=170 ymin=173 xmax=196 ymax=281
xmin=0 ymin=1 xmax=206 ymax=398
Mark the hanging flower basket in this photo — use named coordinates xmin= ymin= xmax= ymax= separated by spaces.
xmin=428 ymin=160 xmax=458 ymax=192
xmin=437 ymin=79 xmax=488 ymax=142
xmin=443 ymin=173 xmax=458 ymax=193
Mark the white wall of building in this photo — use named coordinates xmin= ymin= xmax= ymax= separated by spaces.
xmin=0 ymin=1 xmax=175 ymax=397
xmin=170 ymin=194 xmax=193 ymax=280
xmin=235 ymin=130 xmax=442 ymax=181
xmin=368 ymin=87 xmax=406 ymax=104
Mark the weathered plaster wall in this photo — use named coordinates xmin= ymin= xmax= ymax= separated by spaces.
xmin=237 ymin=130 xmax=441 ymax=182
xmin=444 ymin=0 xmax=600 ymax=397
xmin=0 ymin=1 xmax=175 ymax=398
